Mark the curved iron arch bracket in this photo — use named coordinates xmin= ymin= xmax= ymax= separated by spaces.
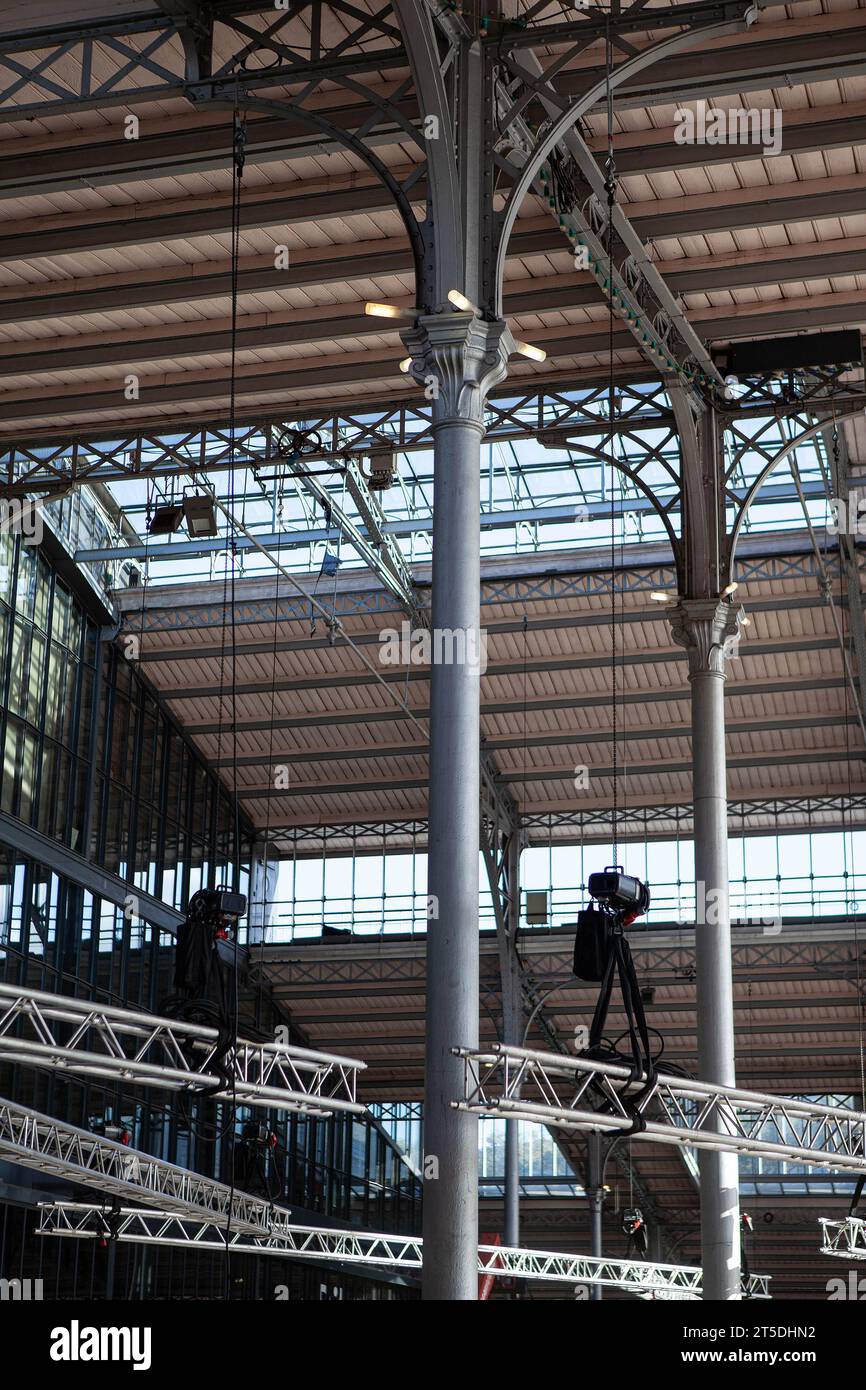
xmin=391 ymin=0 xmax=463 ymax=311
xmin=193 ymin=88 xmax=428 ymax=303
xmin=551 ymin=428 xmax=683 ymax=562
xmin=727 ymin=409 xmax=862 ymax=571
xmin=491 ymin=11 xmax=756 ymax=317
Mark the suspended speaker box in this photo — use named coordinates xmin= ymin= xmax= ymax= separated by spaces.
xmin=525 ymin=890 xmax=549 ymax=925
xmin=714 ymin=329 xmax=863 ymax=377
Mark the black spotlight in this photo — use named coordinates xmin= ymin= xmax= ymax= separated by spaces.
xmin=148 ymin=503 xmax=184 ymax=536
xmin=587 ymin=869 xmax=651 ymax=924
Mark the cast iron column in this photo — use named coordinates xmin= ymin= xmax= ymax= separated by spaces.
xmin=670 ymin=597 xmax=743 ymax=1300
xmin=587 ymin=1133 xmax=604 ymax=1301
xmin=402 ymin=311 xmax=511 ymax=1300
xmin=502 ymin=832 xmax=522 ymax=1252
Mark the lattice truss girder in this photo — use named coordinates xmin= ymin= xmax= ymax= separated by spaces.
xmin=0 ymin=1099 xmax=279 ymax=1233
xmin=0 ymin=984 xmax=365 ymax=1117
xmin=270 ymin=931 xmax=864 ymax=991
xmin=0 ymin=2 xmax=409 ymax=120
xmin=34 ymin=1201 xmax=770 ymax=1298
xmin=820 ymin=1216 xmax=866 ymax=1259
xmin=3 ymin=374 xmax=864 ymax=494
xmin=454 ymin=1045 xmax=866 ymax=1172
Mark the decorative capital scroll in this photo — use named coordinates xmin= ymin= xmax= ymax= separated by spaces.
xmin=400 ymin=312 xmax=513 ymax=426
xmin=668 ymin=598 xmax=744 ymax=677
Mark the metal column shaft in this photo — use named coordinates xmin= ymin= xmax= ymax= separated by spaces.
xmin=402 ymin=310 xmax=512 ymax=1300
xmin=504 ymin=1114 xmax=520 ymax=1252
xmin=423 ymin=413 xmax=485 ymax=1301
xmin=672 ymin=598 xmax=744 ymax=1300
xmin=587 ymin=1132 xmax=604 ymax=1302
xmin=502 ymin=833 xmax=522 ymax=1253
xmin=692 ymin=663 xmax=739 ymax=1298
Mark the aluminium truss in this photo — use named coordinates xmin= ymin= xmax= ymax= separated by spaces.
xmin=0 ymin=1098 xmax=281 ymax=1234
xmin=819 ymin=1216 xmax=866 ymax=1260
xmin=34 ymin=1202 xmax=770 ymax=1299
xmin=453 ymin=1044 xmax=866 ymax=1172
xmin=0 ymin=983 xmax=364 ymax=1117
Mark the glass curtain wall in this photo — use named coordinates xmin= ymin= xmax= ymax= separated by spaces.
xmin=0 ymin=533 xmax=421 ymax=1299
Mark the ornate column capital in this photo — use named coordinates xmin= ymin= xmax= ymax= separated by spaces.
xmin=400 ymin=312 xmax=513 ymax=426
xmin=668 ymin=598 xmax=743 ymax=677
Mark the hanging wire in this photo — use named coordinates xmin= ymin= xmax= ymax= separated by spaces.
xmin=838 ymin=481 xmax=866 ymax=1115
xmin=604 ymin=20 xmax=619 ymax=865
xmin=217 ymin=98 xmax=247 ymax=1303
xmin=253 ymin=462 xmax=286 ymax=1029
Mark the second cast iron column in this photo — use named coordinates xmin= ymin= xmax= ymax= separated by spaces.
xmin=670 ymin=597 xmax=743 ymax=1300
xmin=403 ymin=310 xmax=511 ymax=1299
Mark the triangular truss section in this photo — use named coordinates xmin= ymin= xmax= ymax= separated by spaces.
xmin=820 ymin=1217 xmax=866 ymax=1259
xmin=0 ymin=983 xmax=364 ymax=1117
xmin=35 ymin=1202 xmax=770 ymax=1299
xmin=453 ymin=1044 xmax=866 ymax=1171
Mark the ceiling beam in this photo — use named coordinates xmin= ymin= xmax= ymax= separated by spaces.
xmin=201 ymin=714 xmax=856 ymax=770
xmin=3 ymin=287 xmax=866 ymax=428
xmin=132 ymin=594 xmax=844 ymax=663
xmin=1 ymin=71 xmax=864 ymax=197
xmin=149 ymin=635 xmax=842 ymax=701
xmin=3 ymin=168 xmax=865 ymax=268
xmin=234 ymin=745 xmax=862 ymax=804
xmin=4 ymin=239 xmax=866 ymax=380
xmin=180 ymin=677 xmax=846 ymax=737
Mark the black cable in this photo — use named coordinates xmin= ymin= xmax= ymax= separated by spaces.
xmin=218 ymin=101 xmax=247 ymax=1303
xmin=604 ymin=20 xmax=619 ymax=866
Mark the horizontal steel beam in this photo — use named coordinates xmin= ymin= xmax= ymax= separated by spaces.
xmin=3 ymin=372 xmax=861 ymax=465
xmin=0 ymin=810 xmax=182 ymax=934
xmin=7 ymin=240 xmax=866 ymax=374
xmin=1 ymin=290 xmax=863 ymax=428
xmin=131 ymin=593 xmax=843 ymax=661
xmin=0 ymin=5 xmax=860 ymax=133
xmin=203 ymin=715 xmax=854 ymax=771
xmin=3 ymin=169 xmax=864 ymax=269
xmin=246 ymin=793 xmax=866 ymax=855
xmin=78 ymin=478 xmax=836 ymax=567
xmin=117 ymin=530 xmax=834 ymax=620
xmin=154 ymin=636 xmax=843 ymax=701
xmin=180 ymin=678 xmax=846 ymax=738
xmin=234 ymin=746 xmax=861 ymax=806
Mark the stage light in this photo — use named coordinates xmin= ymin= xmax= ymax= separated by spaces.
xmin=182 ymin=494 xmax=219 ymax=539
xmin=148 ymin=504 xmax=183 ymax=536
xmin=398 ymin=358 xmax=413 ymax=373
